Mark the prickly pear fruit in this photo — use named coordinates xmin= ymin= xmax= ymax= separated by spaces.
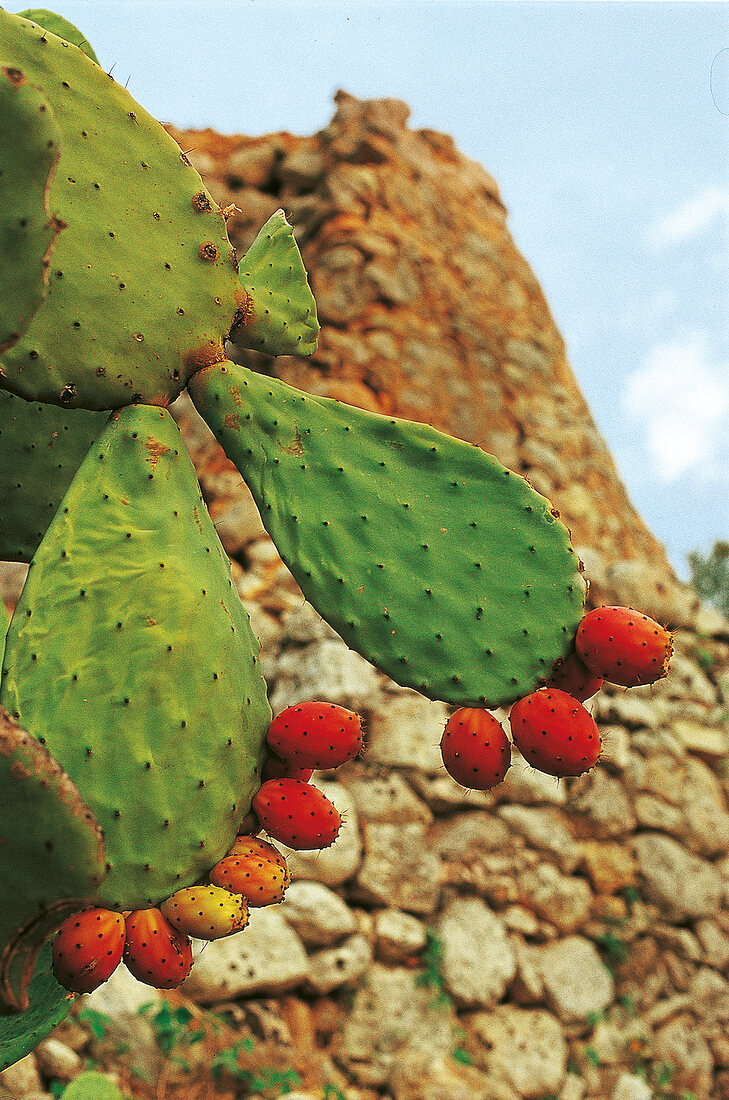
xmin=160 ymin=885 xmax=249 ymax=940
xmin=51 ymin=908 xmax=125 ymax=994
xmin=546 ymin=651 xmax=603 ymax=701
xmin=266 ymin=702 xmax=364 ymax=771
xmin=440 ymin=708 xmax=511 ymax=789
xmin=227 ymin=834 xmax=291 ymax=879
xmin=576 ymin=606 xmax=673 ymax=687
xmin=252 ymin=779 xmax=342 ymax=850
xmin=210 ymin=836 xmax=290 ymax=906
xmin=261 ymin=752 xmax=314 ymax=783
xmin=122 ymin=908 xmax=193 ymax=989
xmin=509 ymin=687 xmax=601 ymax=777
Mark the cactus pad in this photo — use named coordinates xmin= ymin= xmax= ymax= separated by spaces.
xmin=0 ymin=404 xmax=271 ymax=910
xmin=0 ymin=61 xmax=64 ymax=355
xmin=189 ymin=362 xmax=586 ymax=707
xmin=0 ymin=943 xmax=74 ymax=1071
xmin=0 ymin=389 xmax=105 ymax=562
xmin=0 ymin=9 xmax=240 ymax=409
xmin=233 ymin=210 xmax=319 ymax=356
xmin=0 ymin=708 xmax=104 ymax=1013
xmin=17 ymin=9 xmax=100 ymax=63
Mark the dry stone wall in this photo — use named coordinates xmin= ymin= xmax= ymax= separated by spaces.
xmin=2 ymin=93 xmax=729 ymax=1100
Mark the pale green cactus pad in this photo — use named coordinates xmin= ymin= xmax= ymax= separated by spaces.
xmin=0 ymin=944 xmax=74 ymax=1072
xmin=0 ymin=708 xmax=104 ymax=1013
xmin=1 ymin=404 xmax=271 ymax=910
xmin=17 ymin=9 xmax=100 ymax=63
xmin=0 ymin=61 xmax=64 ymax=355
xmin=0 ymin=389 xmax=105 ymax=562
xmin=189 ymin=361 xmax=586 ymax=707
xmin=234 ymin=210 xmax=319 ymax=356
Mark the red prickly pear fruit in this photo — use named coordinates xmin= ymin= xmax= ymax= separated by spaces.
xmin=210 ymin=836 xmax=290 ymax=906
xmin=266 ymin=701 xmax=364 ymax=770
xmin=160 ymin=885 xmax=249 ymax=940
xmin=261 ymin=751 xmax=314 ymax=783
xmin=252 ymin=778 xmax=342 ymax=850
xmin=123 ymin=907 xmax=193 ymax=989
xmin=576 ymin=605 xmax=673 ymax=687
xmin=546 ymin=651 xmax=603 ymax=701
xmin=51 ymin=907 xmax=125 ymax=994
xmin=440 ymin=708 xmax=511 ymax=790
xmin=509 ymin=687 xmax=601 ymax=778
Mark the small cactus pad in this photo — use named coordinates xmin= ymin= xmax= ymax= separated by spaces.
xmin=0 ymin=9 xmax=241 ymax=409
xmin=0 ymin=61 xmax=64 ymax=354
xmin=233 ymin=210 xmax=319 ymax=356
xmin=189 ymin=362 xmax=586 ymax=707
xmin=0 ymin=708 xmax=105 ymax=1013
xmin=17 ymin=10 xmax=100 ymax=63
xmin=0 ymin=943 xmax=75 ymax=1072
xmin=0 ymin=389 xmax=105 ymax=562
xmin=0 ymin=404 xmax=271 ymax=910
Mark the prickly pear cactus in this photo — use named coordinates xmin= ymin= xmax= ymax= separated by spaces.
xmin=0 ymin=6 xmax=600 ymax=1068
xmin=189 ymin=361 xmax=586 ymax=706
xmin=0 ymin=9 xmax=318 ymax=410
xmin=1 ymin=404 xmax=271 ymax=913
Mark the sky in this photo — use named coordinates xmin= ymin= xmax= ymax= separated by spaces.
xmin=10 ymin=1 xmax=729 ymax=579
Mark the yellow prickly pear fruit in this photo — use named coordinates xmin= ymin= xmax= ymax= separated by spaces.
xmin=160 ymin=885 xmax=249 ymax=940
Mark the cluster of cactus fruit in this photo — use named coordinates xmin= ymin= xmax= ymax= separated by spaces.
xmin=440 ymin=605 xmax=673 ymax=789
xmin=50 ymin=702 xmax=362 ymax=993
xmin=0 ymin=6 xmax=673 ymax=1070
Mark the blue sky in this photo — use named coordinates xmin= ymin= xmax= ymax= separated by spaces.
xmin=12 ymin=1 xmax=729 ymax=578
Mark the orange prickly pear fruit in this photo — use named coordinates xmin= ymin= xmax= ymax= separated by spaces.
xmin=210 ymin=835 xmax=290 ymax=906
xmin=51 ymin=907 xmax=126 ymax=994
xmin=122 ymin=907 xmax=193 ymax=989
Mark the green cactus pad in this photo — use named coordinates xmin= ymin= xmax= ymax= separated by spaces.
xmin=0 ymin=9 xmax=241 ymax=410
xmin=0 ymin=708 xmax=104 ymax=1013
xmin=0 ymin=389 xmax=106 ymax=563
xmin=189 ymin=362 xmax=586 ymax=707
xmin=0 ymin=943 xmax=74 ymax=1072
xmin=0 ymin=61 xmax=64 ymax=355
xmin=17 ymin=10 xmax=100 ymax=63
xmin=0 ymin=404 xmax=271 ymax=910
xmin=233 ymin=210 xmax=319 ymax=356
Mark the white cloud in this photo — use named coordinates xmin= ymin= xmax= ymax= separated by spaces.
xmin=623 ymin=333 xmax=729 ymax=481
xmin=648 ymin=186 xmax=729 ymax=247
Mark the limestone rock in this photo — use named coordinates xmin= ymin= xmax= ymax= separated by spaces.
xmin=333 ymin=964 xmax=458 ymax=1086
xmin=280 ymin=880 xmax=359 ymax=945
xmin=437 ymin=896 xmax=516 ymax=1008
xmin=633 ymin=832 xmax=724 ymax=920
xmin=304 ymin=933 xmax=373 ymax=995
xmin=537 ymin=935 xmax=614 ymax=1024
xmin=466 ymin=1005 xmax=568 ymax=1098
xmin=180 ymin=908 xmax=309 ymax=1002
xmin=353 ymin=821 xmax=442 ymax=913
xmin=373 ymin=908 xmax=428 ymax=962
